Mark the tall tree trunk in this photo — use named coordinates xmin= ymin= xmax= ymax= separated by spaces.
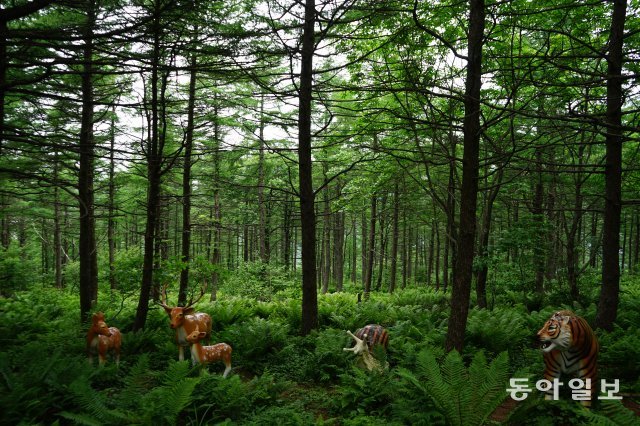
xmin=444 ymin=137 xmax=457 ymax=292
xmin=298 ymin=0 xmax=317 ymax=335
xmin=258 ymin=94 xmax=268 ymax=263
xmin=566 ymin=144 xmax=586 ymax=301
xmin=0 ymin=20 xmax=7 ymax=250
xmin=108 ymin=106 xmax=117 ymax=290
xmin=401 ymin=209 xmax=408 ymax=289
xmin=53 ymin=152 xmax=63 ymax=289
xmin=333 ymin=182 xmax=345 ymax=292
xmin=133 ymin=2 xmax=166 ymax=331
xmin=427 ymin=220 xmax=435 ymax=288
xmin=445 ymin=0 xmax=484 ymax=353
xmin=79 ymin=0 xmax=98 ymax=324
xmin=0 ymin=19 xmax=5 ymax=156
xmin=375 ymin=194 xmax=387 ymax=291
xmin=321 ymin=169 xmax=331 ymax=294
xmin=633 ymin=212 xmax=640 ymax=268
xmin=389 ymin=182 xmax=400 ymax=293
xmin=435 ymin=223 xmax=441 ymax=291
xmin=364 ymin=194 xmax=377 ymax=299
xmin=545 ymin=166 xmax=558 ymax=282
xmin=361 ymin=209 xmax=367 ymax=287
xmin=351 ymin=215 xmax=357 ymax=283
xmin=533 ymin=148 xmax=545 ymax=295
xmin=596 ymin=0 xmax=627 ymax=331
xmin=178 ymin=53 xmax=197 ymax=306
xmin=210 ymin=142 xmax=222 ymax=302
xmin=283 ymin=192 xmax=292 ymax=270
xmin=590 ymin=212 xmax=599 ymax=268
xmin=476 ymin=168 xmax=502 ymax=308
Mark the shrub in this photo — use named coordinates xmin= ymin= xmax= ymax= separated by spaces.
xmin=335 ymin=367 xmax=396 ymax=419
xmin=397 ymin=349 xmax=509 ymax=426
xmin=0 ymin=245 xmax=40 ymax=295
xmin=219 ymin=317 xmax=290 ymax=374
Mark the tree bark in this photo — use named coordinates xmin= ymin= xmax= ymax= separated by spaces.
xmin=210 ymin=139 xmax=222 ymax=302
xmin=445 ymin=0 xmax=484 ymax=353
xmin=178 ymin=53 xmax=198 ymax=306
xmin=363 ymin=193 xmax=377 ymax=299
xmin=133 ymin=1 xmax=166 ymax=331
xmin=321 ymin=167 xmax=331 ymax=294
xmin=476 ymin=168 xmax=502 ymax=308
xmin=78 ymin=0 xmax=98 ymax=324
xmin=53 ymin=152 xmax=63 ymax=289
xmin=596 ymin=0 xmax=627 ymax=331
xmin=298 ymin=0 xmax=318 ymax=335
xmin=533 ymin=148 xmax=545 ymax=295
xmin=389 ymin=182 xmax=400 ymax=293
xmin=108 ymin=106 xmax=117 ymax=290
xmin=351 ymin=215 xmax=357 ymax=283
xmin=258 ymin=94 xmax=269 ymax=263
xmin=375 ymin=194 xmax=387 ymax=291
xmin=333 ymin=182 xmax=345 ymax=292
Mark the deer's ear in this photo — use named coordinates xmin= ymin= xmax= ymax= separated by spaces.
xmin=184 ymin=307 xmax=195 ymax=315
xmin=198 ymin=331 xmax=206 ymax=339
xmin=162 ymin=305 xmax=172 ymax=316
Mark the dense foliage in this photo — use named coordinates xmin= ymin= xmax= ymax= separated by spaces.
xmin=1 ymin=270 xmax=638 ymax=425
xmin=1 ymin=0 xmax=640 ymax=423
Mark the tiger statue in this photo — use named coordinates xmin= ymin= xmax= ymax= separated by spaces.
xmin=537 ymin=310 xmax=599 ymax=407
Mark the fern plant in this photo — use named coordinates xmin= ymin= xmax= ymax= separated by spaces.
xmin=60 ymin=377 xmax=133 ymax=425
xmin=584 ymin=400 xmax=639 ymax=426
xmin=397 ymin=349 xmax=509 ymax=426
xmin=61 ymin=358 xmax=200 ymax=425
xmin=138 ymin=361 xmax=200 ymax=425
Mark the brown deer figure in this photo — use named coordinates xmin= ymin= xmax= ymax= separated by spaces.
xmin=185 ymin=326 xmax=232 ymax=377
xmin=159 ymin=285 xmax=213 ymax=361
xmin=86 ymin=312 xmax=121 ymax=366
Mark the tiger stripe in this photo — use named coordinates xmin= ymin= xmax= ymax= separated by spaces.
xmin=537 ymin=310 xmax=599 ymax=408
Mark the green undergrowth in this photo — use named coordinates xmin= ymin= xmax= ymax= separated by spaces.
xmin=1 ymin=275 xmax=639 ymax=425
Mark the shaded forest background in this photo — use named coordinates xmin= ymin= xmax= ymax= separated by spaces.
xmin=1 ymin=0 xmax=640 ymax=424
xmin=2 ymin=0 xmax=639 ymax=336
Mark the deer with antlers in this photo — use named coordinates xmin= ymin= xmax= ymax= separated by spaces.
xmin=185 ymin=325 xmax=232 ymax=377
xmin=159 ymin=284 xmax=213 ymax=361
xmin=86 ymin=312 xmax=122 ymax=366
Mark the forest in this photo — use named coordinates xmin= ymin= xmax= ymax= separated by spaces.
xmin=1 ymin=0 xmax=639 ymax=424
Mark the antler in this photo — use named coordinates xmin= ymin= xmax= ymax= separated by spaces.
xmin=184 ymin=282 xmax=208 ymax=309
xmin=159 ymin=283 xmax=171 ymax=308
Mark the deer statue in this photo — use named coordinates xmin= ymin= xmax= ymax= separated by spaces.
xmin=343 ymin=324 xmax=389 ymax=372
xmin=159 ymin=284 xmax=213 ymax=361
xmin=185 ymin=326 xmax=232 ymax=378
xmin=86 ymin=312 xmax=122 ymax=366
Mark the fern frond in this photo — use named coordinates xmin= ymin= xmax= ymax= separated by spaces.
xmin=68 ymin=378 xmax=132 ymax=425
xmin=468 ymin=351 xmax=509 ymax=425
xmin=400 ymin=348 xmax=510 ymax=426
xmin=118 ymin=354 xmax=155 ymax=408
xmin=161 ymin=360 xmax=192 ymax=387
xmin=414 ymin=349 xmax=459 ymax=425
xmin=585 ymin=400 xmax=638 ymax=426
xmin=58 ymin=411 xmax=105 ymax=426
xmin=141 ymin=376 xmax=199 ymax=425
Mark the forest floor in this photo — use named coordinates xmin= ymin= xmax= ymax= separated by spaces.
xmin=488 ymin=395 xmax=640 ymax=422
